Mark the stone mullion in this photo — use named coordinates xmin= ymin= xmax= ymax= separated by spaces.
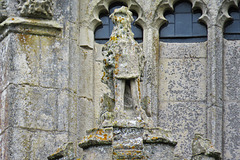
xmin=142 ymin=27 xmax=159 ymax=126
xmin=206 ymin=24 xmax=224 ymax=152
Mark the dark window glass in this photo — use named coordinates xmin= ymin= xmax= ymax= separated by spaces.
xmin=160 ymin=1 xmax=207 ymax=42
xmin=224 ymin=6 xmax=240 ymax=40
xmin=94 ymin=2 xmax=143 ymax=44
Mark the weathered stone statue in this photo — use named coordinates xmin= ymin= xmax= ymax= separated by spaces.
xmin=101 ymin=6 xmax=149 ymax=126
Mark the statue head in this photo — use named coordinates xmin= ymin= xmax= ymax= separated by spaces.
xmin=110 ymin=6 xmax=133 ymax=25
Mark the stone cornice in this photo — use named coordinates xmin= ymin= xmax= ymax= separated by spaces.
xmin=0 ymin=17 xmax=62 ymax=40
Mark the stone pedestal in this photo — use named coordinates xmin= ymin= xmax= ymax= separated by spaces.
xmin=79 ymin=127 xmax=177 ymax=160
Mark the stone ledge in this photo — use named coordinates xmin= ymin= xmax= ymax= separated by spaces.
xmin=143 ymin=127 xmax=177 ymax=146
xmin=78 ymin=127 xmax=177 ymax=149
xmin=113 ymin=149 xmax=144 ymax=159
xmin=78 ymin=128 xmax=113 ymax=149
xmin=47 ymin=142 xmax=75 ymax=160
xmin=0 ymin=17 xmax=62 ymax=38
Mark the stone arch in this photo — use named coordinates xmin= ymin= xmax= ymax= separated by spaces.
xmin=153 ymin=0 xmax=210 ymax=30
xmin=217 ymin=0 xmax=240 ymax=28
xmin=89 ymin=0 xmax=145 ymax=31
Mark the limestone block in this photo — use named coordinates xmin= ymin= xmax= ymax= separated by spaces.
xmin=113 ymin=128 xmax=144 ymax=150
xmin=57 ymin=90 xmax=70 ymax=131
xmin=69 ymin=22 xmax=79 ymax=41
xmin=67 ymin=92 xmax=79 ymax=137
xmin=79 ymin=27 xmax=94 ymax=49
xmin=8 ymin=33 xmax=41 ymax=86
xmin=5 ymin=127 xmax=33 ymax=160
xmin=158 ymin=102 xmax=207 ymax=159
xmin=0 ymin=32 xmax=10 ymax=91
xmin=1 ymin=127 xmax=68 ymax=160
xmin=0 ymin=89 xmax=9 ymax=133
xmin=39 ymin=36 xmax=69 ymax=88
xmin=94 ymin=43 xmax=104 ymax=61
xmin=0 ymin=129 xmax=8 ymax=159
xmin=79 ymin=98 xmax=95 ymax=131
xmin=79 ymin=48 xmax=94 ymax=99
xmin=3 ymin=34 xmax=69 ymax=89
xmin=207 ymin=106 xmax=223 ymax=151
xmin=68 ymin=39 xmax=79 ymax=93
xmin=5 ymin=84 xmax=66 ymax=131
xmin=224 ymin=40 xmax=240 ymax=101
xmin=30 ymin=131 xmax=68 ymax=160
xmin=192 ymin=155 xmax=216 ymax=160
xmin=160 ymin=42 xmax=207 ymax=58
xmin=54 ymin=0 xmax=70 ymax=21
xmin=144 ymin=144 xmax=175 ymax=160
xmin=223 ymin=102 xmax=240 ymax=160
xmin=69 ymin=0 xmax=79 ymax=23
xmin=159 ymin=58 xmax=207 ymax=101
xmin=82 ymin=146 xmax=112 ymax=160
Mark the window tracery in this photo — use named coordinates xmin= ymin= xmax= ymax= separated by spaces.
xmin=224 ymin=3 xmax=240 ymax=39
xmin=159 ymin=1 xmax=207 ymax=42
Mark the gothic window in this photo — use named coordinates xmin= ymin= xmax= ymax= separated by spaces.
xmin=94 ymin=2 xmax=143 ymax=44
xmin=224 ymin=5 xmax=240 ymax=40
xmin=160 ymin=1 xmax=207 ymax=42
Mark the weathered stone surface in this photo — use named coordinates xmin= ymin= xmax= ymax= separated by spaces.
xmin=0 ymin=0 xmax=239 ymax=159
xmin=0 ymin=127 xmax=68 ymax=160
xmin=48 ymin=142 xmax=75 ymax=160
xmin=82 ymin=146 xmax=112 ymax=160
xmin=79 ymin=48 xmax=94 ymax=99
xmin=18 ymin=0 xmax=53 ymax=19
xmin=192 ymin=134 xmax=221 ymax=159
xmin=223 ymin=102 xmax=240 ymax=160
xmin=0 ymin=0 xmax=7 ymax=22
xmin=158 ymin=102 xmax=207 ymax=159
xmin=159 ymin=58 xmax=207 ymax=101
xmin=224 ymin=40 xmax=240 ymax=101
xmin=144 ymin=144 xmax=175 ymax=160
xmin=159 ymin=42 xmax=207 ymax=58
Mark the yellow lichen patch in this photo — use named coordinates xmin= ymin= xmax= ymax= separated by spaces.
xmin=110 ymin=36 xmax=118 ymax=41
xmin=114 ymin=69 xmax=119 ymax=75
xmin=96 ymin=130 xmax=103 ymax=135
xmin=137 ymin=78 xmax=141 ymax=100
xmin=87 ymin=135 xmax=93 ymax=139
xmin=101 ymin=72 xmax=106 ymax=80
xmin=151 ymin=137 xmax=159 ymax=140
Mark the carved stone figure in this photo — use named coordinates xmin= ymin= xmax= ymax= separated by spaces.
xmin=192 ymin=134 xmax=221 ymax=160
xmin=102 ymin=6 xmax=149 ymax=126
xmin=18 ymin=0 xmax=53 ymax=19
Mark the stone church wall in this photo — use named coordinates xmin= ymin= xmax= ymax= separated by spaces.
xmin=0 ymin=0 xmax=239 ymax=159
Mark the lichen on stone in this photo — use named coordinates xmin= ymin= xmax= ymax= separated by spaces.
xmin=18 ymin=0 xmax=53 ymax=19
